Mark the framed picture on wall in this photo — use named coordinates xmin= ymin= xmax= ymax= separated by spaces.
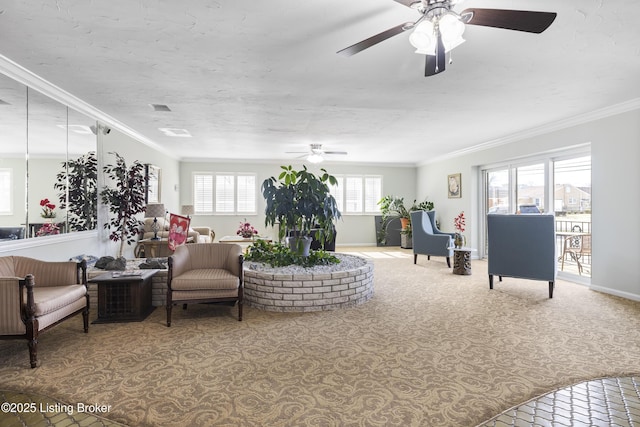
xmin=448 ymin=173 xmax=461 ymax=198
xmin=145 ymin=164 xmax=161 ymax=203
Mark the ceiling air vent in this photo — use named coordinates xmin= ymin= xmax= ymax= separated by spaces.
xmin=150 ymin=104 xmax=171 ymax=112
xmin=158 ymin=128 xmax=191 ymax=137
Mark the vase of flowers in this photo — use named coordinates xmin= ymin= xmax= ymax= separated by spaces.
xmin=237 ymin=219 xmax=258 ymax=239
xmin=453 ymin=211 xmax=466 ymax=248
xmin=40 ymin=198 xmax=57 ymax=219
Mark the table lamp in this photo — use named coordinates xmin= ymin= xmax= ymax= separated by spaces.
xmin=145 ymin=203 xmax=165 ymax=240
xmin=181 ymin=205 xmax=194 ymax=218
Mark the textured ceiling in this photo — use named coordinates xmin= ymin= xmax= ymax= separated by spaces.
xmin=1 ymin=0 xmax=639 ymax=165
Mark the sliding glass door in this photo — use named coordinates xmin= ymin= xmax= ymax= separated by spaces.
xmin=481 ymin=152 xmax=591 ymax=280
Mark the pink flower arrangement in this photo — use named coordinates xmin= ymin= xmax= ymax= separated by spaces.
xmin=237 ymin=219 xmax=258 ymax=238
xmin=454 ymin=211 xmax=466 ymax=234
xmin=40 ymin=198 xmax=56 ymax=218
xmin=36 ymin=222 xmax=60 ymax=237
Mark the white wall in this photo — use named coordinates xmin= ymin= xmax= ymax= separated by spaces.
xmin=179 ymin=161 xmax=416 ymax=246
xmin=416 ymin=108 xmax=640 ymax=300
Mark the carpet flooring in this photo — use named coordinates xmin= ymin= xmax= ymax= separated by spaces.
xmin=1 ymin=251 xmax=640 ymax=426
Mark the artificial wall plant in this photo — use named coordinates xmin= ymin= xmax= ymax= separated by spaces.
xmin=262 ymin=165 xmax=341 ymax=255
xmin=54 ymin=151 xmax=98 ymax=232
xmin=100 ymin=152 xmax=147 ymax=257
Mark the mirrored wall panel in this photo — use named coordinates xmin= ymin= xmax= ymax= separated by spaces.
xmin=0 ymin=72 xmax=98 ymax=243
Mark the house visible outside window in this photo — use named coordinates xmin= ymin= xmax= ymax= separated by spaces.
xmin=193 ymin=172 xmax=256 ymax=215
xmin=330 ymin=175 xmax=382 ymax=214
xmin=0 ymin=169 xmax=12 ymax=214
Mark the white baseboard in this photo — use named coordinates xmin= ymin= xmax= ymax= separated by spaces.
xmin=589 ymin=284 xmax=640 ymax=302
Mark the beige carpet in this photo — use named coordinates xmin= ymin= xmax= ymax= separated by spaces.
xmin=1 ymin=254 xmax=640 ymax=426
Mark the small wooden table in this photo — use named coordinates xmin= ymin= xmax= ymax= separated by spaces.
xmin=89 ymin=269 xmax=159 ymax=323
xmin=448 ymin=247 xmax=476 ymax=275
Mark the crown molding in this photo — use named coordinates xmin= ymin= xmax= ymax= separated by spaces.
xmin=419 ymin=98 xmax=640 ymax=166
xmin=0 ymin=54 xmax=177 ymax=160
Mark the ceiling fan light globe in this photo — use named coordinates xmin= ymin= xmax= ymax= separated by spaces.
xmin=409 ymin=30 xmax=435 ymax=54
xmin=443 ymin=36 xmax=465 ymax=53
xmin=439 ymin=13 xmax=465 ymax=39
xmin=307 ymin=153 xmax=324 ymax=164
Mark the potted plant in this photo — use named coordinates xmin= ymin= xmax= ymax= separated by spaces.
xmin=262 ymin=165 xmax=341 ymax=256
xmin=378 ymin=196 xmax=434 ymax=245
xmin=54 ymin=151 xmax=98 ymax=232
xmin=100 ymin=152 xmax=147 ymax=258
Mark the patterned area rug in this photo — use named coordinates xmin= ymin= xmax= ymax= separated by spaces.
xmin=1 ymin=255 xmax=640 ymax=426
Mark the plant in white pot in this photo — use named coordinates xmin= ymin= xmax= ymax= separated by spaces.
xmin=262 ymin=165 xmax=341 ymax=256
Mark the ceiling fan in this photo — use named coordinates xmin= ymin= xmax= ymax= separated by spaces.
xmin=337 ymin=0 xmax=557 ymax=76
xmin=286 ymin=144 xmax=348 ymax=163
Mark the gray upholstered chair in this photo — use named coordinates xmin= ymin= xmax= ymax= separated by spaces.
xmin=411 ymin=210 xmax=455 ymax=267
xmin=0 ymin=256 xmax=89 ymax=368
xmin=487 ymin=214 xmax=557 ymax=298
xmin=167 ymin=243 xmax=243 ymax=326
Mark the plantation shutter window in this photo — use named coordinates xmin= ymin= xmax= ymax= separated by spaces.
xmin=193 ymin=173 xmax=214 ymax=214
xmin=237 ymin=174 xmax=256 ymax=214
xmin=345 ymin=176 xmax=363 ymax=213
xmin=0 ymin=169 xmax=11 ymax=214
xmin=216 ymin=174 xmax=235 ymax=213
xmin=329 ymin=176 xmax=344 ymax=213
xmin=364 ymin=176 xmax=382 ymax=213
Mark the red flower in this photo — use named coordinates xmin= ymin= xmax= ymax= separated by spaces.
xmin=40 ymin=198 xmax=50 ymax=207
xmin=454 ymin=211 xmax=466 ymax=233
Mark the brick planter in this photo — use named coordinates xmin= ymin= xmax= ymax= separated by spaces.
xmin=243 ymin=259 xmax=374 ymax=312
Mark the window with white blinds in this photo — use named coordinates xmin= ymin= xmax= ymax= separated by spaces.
xmin=193 ymin=172 xmax=256 ymax=215
xmin=0 ymin=169 xmax=13 ymax=214
xmin=330 ymin=175 xmax=382 ymax=214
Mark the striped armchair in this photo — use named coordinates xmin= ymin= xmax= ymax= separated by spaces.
xmin=167 ymin=243 xmax=243 ymax=326
xmin=0 ymin=256 xmax=89 ymax=368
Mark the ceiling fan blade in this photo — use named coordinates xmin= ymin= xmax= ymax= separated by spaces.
xmin=425 ymin=31 xmax=446 ymax=77
xmin=337 ymin=22 xmax=412 ymax=57
xmin=391 ymin=0 xmax=417 ymax=8
xmin=323 ymin=151 xmax=348 ymax=155
xmin=285 ymin=151 xmax=310 ymax=154
xmin=461 ymin=8 xmax=557 ymax=34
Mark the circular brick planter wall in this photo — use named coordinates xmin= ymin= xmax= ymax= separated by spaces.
xmin=243 ymin=259 xmax=374 ymax=312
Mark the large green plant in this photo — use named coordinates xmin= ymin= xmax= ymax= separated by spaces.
xmin=54 ymin=151 xmax=98 ymax=232
xmin=100 ymin=152 xmax=147 ymax=257
xmin=262 ymin=165 xmax=341 ymax=253
xmin=377 ymin=196 xmax=434 ymax=243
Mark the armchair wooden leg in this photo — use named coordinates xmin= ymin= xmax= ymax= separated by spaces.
xmin=82 ymin=307 xmax=89 ymax=333
xmin=549 ymin=281 xmax=554 ymax=298
xmin=446 ymin=257 xmax=451 ymax=268
xmin=414 ymin=254 xmax=418 ymax=264
xmin=166 ymin=291 xmax=172 ymax=327
xmin=489 ymin=274 xmax=494 ymax=290
xmin=26 ymin=319 xmax=38 ymax=369
xmin=238 ymin=301 xmax=243 ymax=321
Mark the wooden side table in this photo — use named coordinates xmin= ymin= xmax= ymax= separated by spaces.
xmin=449 ymin=247 xmax=476 ymax=275
xmin=89 ymin=269 xmax=159 ymax=323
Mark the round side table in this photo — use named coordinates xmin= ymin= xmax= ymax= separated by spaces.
xmin=448 ymin=247 xmax=476 ymax=275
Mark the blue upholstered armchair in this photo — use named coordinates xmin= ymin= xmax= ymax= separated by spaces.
xmin=487 ymin=214 xmax=557 ymax=298
xmin=411 ymin=210 xmax=455 ymax=267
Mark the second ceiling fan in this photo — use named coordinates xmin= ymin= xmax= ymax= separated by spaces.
xmin=337 ymin=0 xmax=557 ymax=76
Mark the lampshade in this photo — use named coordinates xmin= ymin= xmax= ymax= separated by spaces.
xmin=145 ymin=203 xmax=165 ymax=218
xmin=181 ymin=205 xmax=195 ymax=216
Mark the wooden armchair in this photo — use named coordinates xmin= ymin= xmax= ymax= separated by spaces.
xmin=167 ymin=243 xmax=243 ymax=326
xmin=0 ymin=256 xmax=89 ymax=368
